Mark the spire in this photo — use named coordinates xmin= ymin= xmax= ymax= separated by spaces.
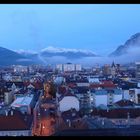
xmin=111 ymin=61 xmax=116 ymax=68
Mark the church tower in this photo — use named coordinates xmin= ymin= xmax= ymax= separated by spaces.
xmin=111 ymin=61 xmax=116 ymax=77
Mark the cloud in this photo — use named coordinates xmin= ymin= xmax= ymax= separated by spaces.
xmin=40 ymin=46 xmax=97 ymax=55
xmin=16 ymin=58 xmax=32 ymax=62
xmin=14 ymin=49 xmax=37 ymax=55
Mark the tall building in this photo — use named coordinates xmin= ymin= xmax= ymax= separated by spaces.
xmin=56 ymin=63 xmax=82 ymax=72
xmin=136 ymin=62 xmax=140 ymax=81
xmin=14 ymin=65 xmax=28 ymax=73
xmin=75 ymin=64 xmax=82 ymax=71
xmin=56 ymin=64 xmax=63 ymax=72
xmin=63 ymin=63 xmax=75 ymax=72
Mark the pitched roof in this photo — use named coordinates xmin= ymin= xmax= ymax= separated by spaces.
xmin=114 ymin=99 xmax=135 ymax=107
xmin=0 ymin=110 xmax=33 ymax=131
xmin=92 ymin=108 xmax=140 ymax=118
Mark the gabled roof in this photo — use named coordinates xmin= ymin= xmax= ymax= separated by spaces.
xmin=0 ymin=110 xmax=33 ymax=131
xmin=92 ymin=108 xmax=140 ymax=119
xmin=114 ymin=99 xmax=135 ymax=107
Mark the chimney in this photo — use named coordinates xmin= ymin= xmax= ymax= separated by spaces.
xmin=67 ymin=119 xmax=71 ymax=127
xmin=11 ymin=110 xmax=13 ymax=116
xmin=102 ymin=118 xmax=105 ymax=126
xmin=5 ymin=110 xmax=8 ymax=116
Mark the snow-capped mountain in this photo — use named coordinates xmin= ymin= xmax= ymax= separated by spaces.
xmin=40 ymin=46 xmax=97 ymax=58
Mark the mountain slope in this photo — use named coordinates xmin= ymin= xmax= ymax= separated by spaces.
xmin=109 ymin=33 xmax=140 ymax=57
xmin=0 ymin=46 xmax=40 ymax=66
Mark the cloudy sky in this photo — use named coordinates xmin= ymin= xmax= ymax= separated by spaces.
xmin=0 ymin=4 xmax=140 ymax=56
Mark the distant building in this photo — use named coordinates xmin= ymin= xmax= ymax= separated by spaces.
xmin=75 ymin=64 xmax=82 ymax=71
xmin=56 ymin=63 xmax=82 ymax=72
xmin=136 ymin=62 xmax=140 ymax=81
xmin=0 ymin=86 xmax=9 ymax=105
xmin=4 ymin=91 xmax=14 ymax=105
xmin=56 ymin=64 xmax=63 ymax=72
xmin=111 ymin=61 xmax=116 ymax=77
xmin=103 ymin=64 xmax=111 ymax=76
xmin=14 ymin=65 xmax=28 ymax=73
xmin=63 ymin=63 xmax=75 ymax=72
xmin=123 ymin=88 xmax=140 ymax=104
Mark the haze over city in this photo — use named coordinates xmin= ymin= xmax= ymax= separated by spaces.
xmin=0 ymin=4 xmax=140 ymax=56
xmin=1 ymin=4 xmax=140 ymax=136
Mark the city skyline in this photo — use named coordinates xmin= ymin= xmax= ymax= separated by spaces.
xmin=0 ymin=4 xmax=140 ymax=56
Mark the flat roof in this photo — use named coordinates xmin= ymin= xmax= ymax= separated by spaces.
xmin=11 ymin=95 xmax=33 ymax=107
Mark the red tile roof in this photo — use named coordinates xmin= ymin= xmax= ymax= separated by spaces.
xmin=90 ymin=81 xmax=116 ymax=89
xmin=0 ymin=110 xmax=33 ymax=131
xmin=92 ymin=108 xmax=140 ymax=118
xmin=114 ymin=99 xmax=135 ymax=107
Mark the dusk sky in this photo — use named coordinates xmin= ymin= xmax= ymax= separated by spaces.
xmin=0 ymin=4 xmax=140 ymax=56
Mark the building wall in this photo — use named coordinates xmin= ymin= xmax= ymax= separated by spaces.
xmin=56 ymin=64 xmax=82 ymax=72
xmin=113 ymin=94 xmax=122 ymax=103
xmin=63 ymin=64 xmax=75 ymax=72
xmin=75 ymin=64 xmax=82 ymax=71
xmin=0 ymin=130 xmax=32 ymax=136
xmin=56 ymin=64 xmax=63 ymax=71
xmin=136 ymin=62 xmax=140 ymax=81
xmin=4 ymin=92 xmax=13 ymax=105
xmin=77 ymin=83 xmax=89 ymax=87
xmin=95 ymin=95 xmax=108 ymax=106
xmin=59 ymin=96 xmax=80 ymax=112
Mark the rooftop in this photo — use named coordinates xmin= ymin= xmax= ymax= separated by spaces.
xmin=11 ymin=94 xmax=33 ymax=108
xmin=0 ymin=110 xmax=33 ymax=131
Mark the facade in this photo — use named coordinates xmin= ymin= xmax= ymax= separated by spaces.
xmin=11 ymin=94 xmax=34 ymax=114
xmin=103 ymin=64 xmax=111 ymax=76
xmin=123 ymin=88 xmax=140 ymax=104
xmin=14 ymin=65 xmax=28 ymax=73
xmin=90 ymin=89 xmax=122 ymax=107
xmin=56 ymin=64 xmax=82 ymax=72
xmin=59 ymin=95 xmax=80 ymax=112
xmin=56 ymin=64 xmax=63 ymax=72
xmin=75 ymin=64 xmax=82 ymax=71
xmin=136 ymin=62 xmax=140 ymax=81
xmin=63 ymin=64 xmax=75 ymax=72
xmin=4 ymin=91 xmax=14 ymax=105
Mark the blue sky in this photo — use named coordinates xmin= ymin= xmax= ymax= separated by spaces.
xmin=0 ymin=4 xmax=140 ymax=56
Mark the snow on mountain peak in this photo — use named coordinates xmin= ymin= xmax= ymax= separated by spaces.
xmin=40 ymin=46 xmax=96 ymax=55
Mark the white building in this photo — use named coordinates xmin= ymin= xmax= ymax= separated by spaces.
xmin=75 ymin=64 xmax=82 ymax=71
xmin=90 ymin=89 xmax=123 ymax=107
xmin=4 ymin=92 xmax=14 ymax=105
xmin=3 ymin=73 xmax=12 ymax=81
xmin=87 ymin=77 xmax=100 ymax=83
xmin=123 ymin=88 xmax=140 ymax=104
xmin=56 ymin=64 xmax=63 ymax=71
xmin=56 ymin=63 xmax=82 ymax=72
xmin=59 ymin=94 xmax=80 ymax=112
xmin=54 ymin=76 xmax=65 ymax=85
xmin=77 ymin=83 xmax=90 ymax=87
xmin=11 ymin=94 xmax=34 ymax=114
xmin=63 ymin=63 xmax=75 ymax=72
xmin=14 ymin=65 xmax=28 ymax=73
